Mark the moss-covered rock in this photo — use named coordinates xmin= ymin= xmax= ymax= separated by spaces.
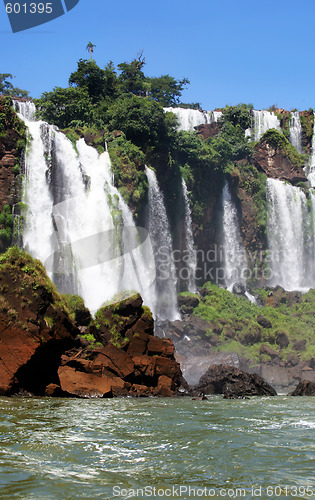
xmin=0 ymin=247 xmax=78 ymax=395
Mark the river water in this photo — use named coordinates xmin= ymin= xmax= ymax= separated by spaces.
xmin=0 ymin=397 xmax=314 ymax=499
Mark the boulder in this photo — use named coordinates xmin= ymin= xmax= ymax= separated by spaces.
xmin=127 ymin=332 xmax=149 ymax=357
xmin=185 ymin=315 xmax=211 ymax=336
xmin=290 ymin=380 xmax=315 ymax=396
xmin=260 ymin=344 xmax=279 ymax=359
xmin=147 ymin=336 xmax=175 ymax=358
xmin=45 ymin=383 xmax=63 ymax=397
xmin=293 ymin=339 xmax=306 ymax=351
xmin=276 ymin=332 xmax=290 ymax=348
xmin=195 ymin=364 xmax=277 ymax=397
xmin=178 ymin=295 xmax=200 ymax=314
xmin=58 ymin=365 xmax=113 ymax=398
xmin=257 ymin=315 xmax=272 ymax=329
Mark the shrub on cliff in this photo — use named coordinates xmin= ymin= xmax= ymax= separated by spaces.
xmin=262 ymin=129 xmax=306 ymax=169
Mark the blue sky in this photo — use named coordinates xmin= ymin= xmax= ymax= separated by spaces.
xmin=1 ymin=0 xmax=315 ymax=111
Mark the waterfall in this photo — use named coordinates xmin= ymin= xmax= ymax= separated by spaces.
xmin=289 ymin=111 xmax=303 ymax=154
xmin=222 ymin=182 xmax=247 ymax=289
xmin=307 ymin=113 xmax=315 ymax=188
xmin=14 ymin=102 xmax=56 ymax=271
xmin=266 ymin=178 xmax=315 ymax=290
xmin=252 ymin=110 xmax=281 ymax=141
xmin=13 ymin=100 xmax=36 ymax=121
xmin=210 ymin=111 xmax=223 ymax=122
xmin=181 ymin=178 xmax=197 ymax=292
xmin=15 ymin=102 xmax=156 ymax=315
xmin=163 ymin=107 xmax=222 ymax=132
xmin=145 ymin=166 xmax=179 ymax=320
xmin=163 ymin=107 xmax=211 ymax=131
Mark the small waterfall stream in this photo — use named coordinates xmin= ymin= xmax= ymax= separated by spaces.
xmin=222 ymin=182 xmax=247 ymax=289
xmin=252 ymin=110 xmax=281 ymax=141
xmin=145 ymin=166 xmax=179 ymax=320
xmin=289 ymin=111 xmax=303 ymax=154
xmin=181 ymin=178 xmax=197 ymax=292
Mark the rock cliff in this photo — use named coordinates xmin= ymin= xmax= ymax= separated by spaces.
xmin=0 ymin=248 xmax=185 ymax=398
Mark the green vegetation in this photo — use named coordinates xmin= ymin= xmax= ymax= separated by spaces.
xmin=262 ymin=128 xmax=306 ymax=169
xmin=232 ymin=161 xmax=267 ymax=251
xmin=190 ymin=283 xmax=315 ymax=363
xmin=0 ymin=73 xmax=29 ymax=98
xmin=35 ymin=55 xmax=189 ymax=133
xmin=0 ymin=204 xmax=13 ymax=246
xmin=0 ymin=97 xmax=27 ymax=252
xmin=107 ymin=134 xmax=148 ymax=215
xmin=0 ymin=247 xmax=71 ymax=328
xmin=300 ymin=110 xmax=314 ymax=145
xmin=275 ymin=110 xmax=291 ymax=140
xmin=95 ymin=291 xmax=141 ymax=347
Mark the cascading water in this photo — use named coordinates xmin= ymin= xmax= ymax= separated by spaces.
xmin=181 ymin=178 xmax=197 ymax=292
xmin=163 ymin=107 xmax=211 ymax=131
xmin=252 ymin=110 xmax=281 ymax=141
xmin=222 ymin=182 xmax=247 ymax=289
xmin=13 ymin=102 xmax=56 ymax=272
xmin=306 ymin=112 xmax=315 ymax=188
xmin=266 ymin=178 xmax=315 ymax=290
xmin=163 ymin=107 xmax=222 ymax=132
xmin=15 ymin=102 xmax=156 ymax=315
xmin=145 ymin=166 xmax=180 ymax=320
xmin=289 ymin=111 xmax=303 ymax=154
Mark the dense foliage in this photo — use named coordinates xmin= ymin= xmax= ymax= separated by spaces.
xmin=0 ymin=73 xmax=29 ymax=98
xmin=183 ymin=283 xmax=315 ymax=364
xmin=35 ymin=56 xmax=189 ymax=132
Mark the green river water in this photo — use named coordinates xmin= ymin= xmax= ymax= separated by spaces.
xmin=0 ymin=396 xmax=314 ymax=499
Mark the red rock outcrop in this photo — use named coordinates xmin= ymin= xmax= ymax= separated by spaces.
xmin=0 ymin=248 xmax=78 ymax=395
xmin=0 ymin=250 xmax=185 ymax=398
xmin=57 ymin=323 xmax=183 ymax=398
xmin=252 ymin=137 xmax=307 ymax=184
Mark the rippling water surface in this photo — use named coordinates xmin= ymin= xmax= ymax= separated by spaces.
xmin=0 ymin=396 xmax=314 ymax=499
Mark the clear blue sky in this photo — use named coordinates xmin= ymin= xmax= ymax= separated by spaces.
xmin=1 ymin=0 xmax=315 ymax=111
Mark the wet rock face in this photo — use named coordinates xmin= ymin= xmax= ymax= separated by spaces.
xmin=194 ymin=364 xmax=277 ymax=398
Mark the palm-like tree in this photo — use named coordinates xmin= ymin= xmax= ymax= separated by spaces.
xmin=86 ymin=41 xmax=96 ymax=61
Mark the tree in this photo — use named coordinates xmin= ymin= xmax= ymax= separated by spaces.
xmin=105 ymin=95 xmax=176 ymax=149
xmin=0 ymin=73 xmax=29 ymax=98
xmin=35 ymin=87 xmax=93 ymax=129
xmin=117 ymin=53 xmax=146 ymax=96
xmin=147 ymin=75 xmax=190 ymax=106
xmin=221 ymin=104 xmax=252 ymax=131
xmin=69 ymin=59 xmax=106 ymax=103
xmin=86 ymin=41 xmax=96 ymax=60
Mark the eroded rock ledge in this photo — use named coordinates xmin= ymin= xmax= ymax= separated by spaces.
xmin=0 ymin=248 xmax=186 ymax=398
